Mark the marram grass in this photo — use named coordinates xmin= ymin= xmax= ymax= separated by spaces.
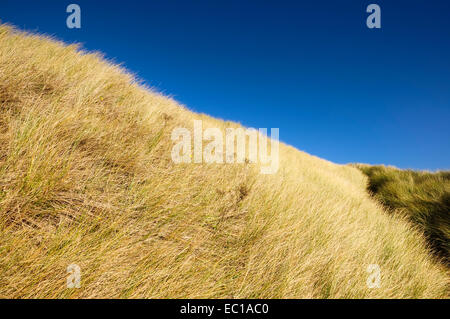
xmin=356 ymin=164 xmax=449 ymax=265
xmin=0 ymin=25 xmax=448 ymax=298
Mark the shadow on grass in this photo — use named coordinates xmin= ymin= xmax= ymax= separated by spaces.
xmin=356 ymin=165 xmax=449 ymax=266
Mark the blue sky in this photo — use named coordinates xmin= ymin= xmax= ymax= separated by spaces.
xmin=1 ymin=0 xmax=449 ymax=170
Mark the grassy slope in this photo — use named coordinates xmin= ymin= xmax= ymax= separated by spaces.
xmin=0 ymin=25 xmax=448 ymax=298
xmin=357 ymin=165 xmax=449 ymax=264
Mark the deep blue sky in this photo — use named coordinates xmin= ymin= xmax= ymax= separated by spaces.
xmin=1 ymin=0 xmax=449 ymax=170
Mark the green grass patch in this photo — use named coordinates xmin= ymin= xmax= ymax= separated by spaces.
xmin=357 ymin=165 xmax=449 ymax=265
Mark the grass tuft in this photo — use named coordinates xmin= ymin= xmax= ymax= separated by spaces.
xmin=356 ymin=165 xmax=449 ymax=265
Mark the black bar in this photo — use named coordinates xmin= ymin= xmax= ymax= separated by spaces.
xmin=0 ymin=299 xmax=447 ymax=318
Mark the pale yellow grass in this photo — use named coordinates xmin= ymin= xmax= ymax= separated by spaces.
xmin=0 ymin=25 xmax=448 ymax=298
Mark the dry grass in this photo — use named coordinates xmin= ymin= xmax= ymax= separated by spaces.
xmin=0 ymin=24 xmax=448 ymax=298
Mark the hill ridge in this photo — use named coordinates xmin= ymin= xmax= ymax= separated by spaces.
xmin=0 ymin=24 xmax=447 ymax=298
